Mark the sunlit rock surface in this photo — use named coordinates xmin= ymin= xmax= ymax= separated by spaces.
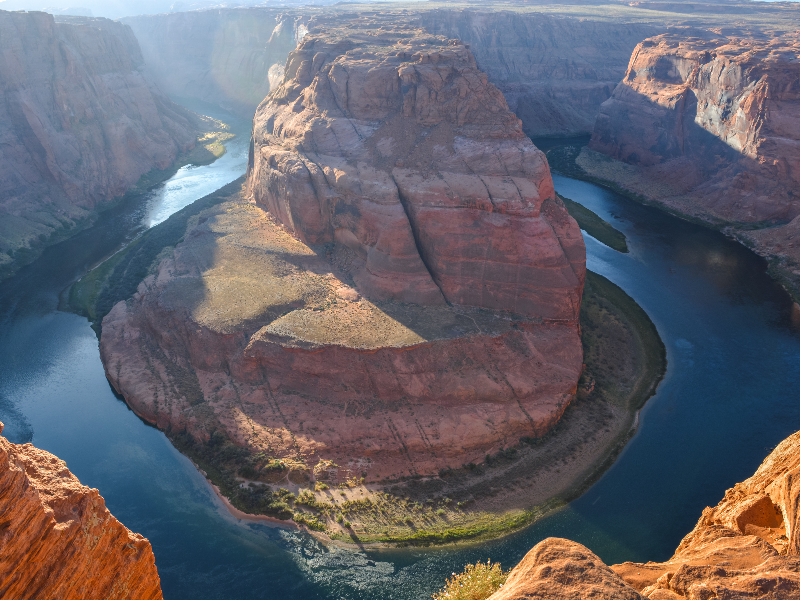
xmin=100 ymin=18 xmax=585 ymax=483
xmin=0 ymin=422 xmax=163 ymax=600
xmin=495 ymin=429 xmax=800 ymax=599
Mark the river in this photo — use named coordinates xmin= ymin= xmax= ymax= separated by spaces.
xmin=1 ymin=131 xmax=799 ymax=599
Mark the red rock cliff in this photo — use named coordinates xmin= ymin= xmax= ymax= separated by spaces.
xmin=591 ymin=32 xmax=800 ymax=224
xmin=99 ymin=20 xmax=585 ymax=484
xmin=489 ymin=429 xmax=800 ymax=599
xmin=0 ymin=422 xmax=163 ymax=600
xmin=248 ymin=18 xmax=585 ymax=319
xmin=0 ymin=11 xmax=197 ymax=279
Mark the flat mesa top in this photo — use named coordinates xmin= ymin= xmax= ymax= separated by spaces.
xmin=157 ymin=193 xmax=528 ymax=349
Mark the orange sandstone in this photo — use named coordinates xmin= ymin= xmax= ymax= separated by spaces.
xmin=0 ymin=422 xmax=163 ymax=600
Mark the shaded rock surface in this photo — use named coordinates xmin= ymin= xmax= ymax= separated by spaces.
xmin=418 ymin=10 xmax=658 ymax=137
xmin=0 ymin=10 xmax=197 ymax=278
xmin=123 ymin=9 xmax=311 ymax=117
xmin=0 ymin=422 xmax=163 ymax=600
xmin=125 ymin=7 xmax=655 ymax=136
xmin=590 ymin=32 xmax=800 ymax=224
xmin=496 ymin=429 xmax=800 ymax=599
xmin=99 ymin=19 xmax=585 ymax=483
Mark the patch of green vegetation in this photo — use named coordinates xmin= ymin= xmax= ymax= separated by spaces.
xmin=67 ymin=177 xmax=245 ymax=332
xmin=169 ymin=428 xmax=297 ymax=521
xmin=559 ymin=194 xmax=628 ymax=253
xmin=432 ymin=560 xmax=508 ymax=600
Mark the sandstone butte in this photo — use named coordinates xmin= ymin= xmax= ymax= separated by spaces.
xmin=487 ymin=428 xmax=800 ymax=600
xmin=0 ymin=422 xmax=163 ymax=600
xmin=587 ymin=32 xmax=800 ymax=294
xmin=0 ymin=10 xmax=197 ymax=278
xmin=99 ymin=18 xmax=586 ymax=485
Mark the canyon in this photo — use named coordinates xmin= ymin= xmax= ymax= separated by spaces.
xmin=490 ymin=428 xmax=800 ymax=600
xmin=584 ymin=31 xmax=800 ymax=298
xmin=3 ymin=1 xmax=800 ymax=598
xmin=0 ymin=422 xmax=163 ymax=600
xmin=99 ymin=17 xmax=586 ymax=492
xmin=0 ymin=10 xmax=199 ymax=281
xmin=124 ymin=6 xmax=656 ymax=136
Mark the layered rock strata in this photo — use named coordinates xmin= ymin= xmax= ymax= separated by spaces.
xmin=0 ymin=422 xmax=163 ymax=600
xmin=591 ymin=32 xmax=800 ymax=225
xmin=587 ymin=32 xmax=800 ymax=298
xmin=125 ymin=7 xmax=656 ymax=136
xmin=417 ymin=10 xmax=658 ymax=137
xmin=490 ymin=429 xmax=800 ymax=599
xmin=0 ymin=10 xmax=197 ymax=279
xmin=100 ymin=23 xmax=585 ymax=482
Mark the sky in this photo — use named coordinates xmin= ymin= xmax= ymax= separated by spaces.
xmin=0 ymin=0 xmax=362 ymax=20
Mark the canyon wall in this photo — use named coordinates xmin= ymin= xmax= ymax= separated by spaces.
xmin=123 ymin=9 xmax=310 ymax=117
xmin=0 ymin=422 xmax=163 ymax=600
xmin=0 ymin=10 xmax=197 ymax=279
xmin=489 ymin=428 xmax=800 ymax=599
xmin=417 ymin=10 xmax=658 ymax=137
xmin=591 ymin=33 xmax=800 ymax=224
xmin=100 ymin=18 xmax=585 ymax=484
xmin=125 ymin=7 xmax=656 ymax=135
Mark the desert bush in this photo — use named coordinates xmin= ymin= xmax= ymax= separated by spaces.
xmin=432 ymin=561 xmax=508 ymax=600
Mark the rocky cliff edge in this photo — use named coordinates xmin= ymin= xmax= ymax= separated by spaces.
xmin=0 ymin=422 xmax=163 ymax=600
xmin=490 ymin=429 xmax=800 ymax=599
xmin=0 ymin=10 xmax=198 ymax=279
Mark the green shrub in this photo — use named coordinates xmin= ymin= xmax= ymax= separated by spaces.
xmin=432 ymin=561 xmax=508 ymax=600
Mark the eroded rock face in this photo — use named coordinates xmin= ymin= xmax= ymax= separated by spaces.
xmin=487 ymin=538 xmax=643 ymax=600
xmin=248 ymin=19 xmax=585 ymax=320
xmin=590 ymin=33 xmax=800 ymax=224
xmin=126 ymin=7 xmax=656 ymax=138
xmin=0 ymin=422 xmax=163 ymax=600
xmin=0 ymin=11 xmax=197 ymax=278
xmin=418 ymin=11 xmax=658 ymax=137
xmin=100 ymin=21 xmax=585 ymax=483
xmin=497 ymin=430 xmax=800 ymax=599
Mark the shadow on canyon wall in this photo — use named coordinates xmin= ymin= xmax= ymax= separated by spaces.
xmin=588 ymin=85 xmax=796 ymax=224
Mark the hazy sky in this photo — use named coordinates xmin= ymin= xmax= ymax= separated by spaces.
xmin=0 ymin=0 xmax=362 ymax=20
xmin=0 ymin=0 xmax=792 ymax=21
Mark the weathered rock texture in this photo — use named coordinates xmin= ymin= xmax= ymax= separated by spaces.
xmin=123 ymin=9 xmax=311 ymax=117
xmin=99 ymin=21 xmax=585 ymax=483
xmin=488 ymin=537 xmax=643 ymax=600
xmin=418 ymin=10 xmax=658 ymax=137
xmin=0 ymin=10 xmax=197 ymax=279
xmin=493 ymin=429 xmax=800 ymax=599
xmin=0 ymin=422 xmax=163 ymax=600
xmin=591 ymin=33 xmax=800 ymax=224
xmin=125 ymin=7 xmax=656 ymax=136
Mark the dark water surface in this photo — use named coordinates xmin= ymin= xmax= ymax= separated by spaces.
xmin=2 ymin=136 xmax=800 ymax=598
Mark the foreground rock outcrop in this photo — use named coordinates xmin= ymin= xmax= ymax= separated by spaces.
xmin=100 ymin=20 xmax=585 ymax=486
xmin=0 ymin=422 xmax=163 ymax=600
xmin=491 ymin=429 xmax=800 ymax=599
xmin=0 ymin=11 xmax=197 ymax=280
